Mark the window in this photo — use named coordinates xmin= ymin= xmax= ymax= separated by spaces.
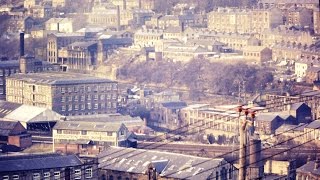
xmin=61 ymin=96 xmax=66 ymax=102
xmin=54 ymin=171 xmax=60 ymax=180
xmin=85 ymin=168 xmax=93 ymax=178
xmin=87 ymin=95 xmax=91 ymax=101
xmin=2 ymin=176 xmax=9 ymax=180
xmin=74 ymin=96 xmax=79 ymax=101
xmin=94 ymin=103 xmax=98 ymax=109
xmin=81 ymin=104 xmax=85 ymax=110
xmin=62 ymin=105 xmax=66 ymax=112
xmin=81 ymin=130 xmax=87 ymax=135
xmin=120 ymin=130 xmax=124 ymax=136
xmin=44 ymin=172 xmax=50 ymax=180
xmin=68 ymin=105 xmax=72 ymax=111
xmin=75 ymin=169 xmax=81 ymax=179
xmin=107 ymin=132 xmax=113 ymax=136
xmin=12 ymin=175 xmax=19 ymax=180
xmin=61 ymin=87 xmax=65 ymax=93
xmin=57 ymin=129 xmax=62 ymax=134
xmin=87 ymin=103 xmax=92 ymax=110
xmin=75 ymin=105 xmax=79 ymax=111
xmin=94 ymin=95 xmax=98 ymax=100
xmin=81 ymin=95 xmax=85 ymax=101
xmin=33 ymin=173 xmax=40 ymax=180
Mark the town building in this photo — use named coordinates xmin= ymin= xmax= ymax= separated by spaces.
xmin=296 ymin=158 xmax=320 ymax=179
xmin=53 ymin=120 xmax=130 ymax=154
xmin=285 ymin=7 xmax=313 ymax=28
xmin=67 ymin=41 xmax=98 ymax=72
xmin=207 ymin=7 xmax=283 ymax=34
xmin=306 ymin=67 xmax=320 ymax=84
xmin=98 ymin=146 xmax=238 ymax=180
xmin=0 ymin=60 xmax=19 ymax=100
xmin=110 ymin=0 xmax=161 ymax=10
xmin=242 ymin=46 xmax=272 ymax=65
xmin=45 ymin=18 xmax=83 ymax=33
xmin=0 ymin=154 xmax=98 ymax=180
xmin=29 ymin=4 xmax=52 ymax=19
xmin=295 ymin=59 xmax=320 ymax=79
xmin=314 ymin=9 xmax=320 ymax=35
xmin=304 ymin=120 xmax=320 ymax=142
xmin=258 ymin=0 xmax=319 ymax=10
xmin=47 ymin=33 xmax=85 ymax=63
xmin=0 ymin=101 xmax=62 ymax=128
xmin=0 ymin=120 xmax=32 ymax=148
xmin=149 ymin=101 xmax=187 ymax=129
xmin=264 ymin=160 xmax=296 ymax=179
xmin=87 ymin=4 xmax=133 ymax=30
xmin=265 ymin=91 xmax=320 ymax=120
xmin=134 ymin=28 xmax=164 ymax=47
xmin=6 ymin=72 xmax=118 ymax=116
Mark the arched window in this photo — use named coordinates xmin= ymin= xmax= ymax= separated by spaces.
xmin=109 ymin=175 xmax=114 ymax=180
xmin=117 ymin=176 xmax=122 ymax=180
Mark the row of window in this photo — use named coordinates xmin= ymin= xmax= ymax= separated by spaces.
xmin=2 ymin=168 xmax=92 ymax=180
xmin=61 ymin=94 xmax=117 ymax=102
xmin=61 ymin=102 xmax=117 ymax=111
xmin=57 ymin=129 xmax=114 ymax=136
xmin=60 ymin=84 xmax=117 ymax=94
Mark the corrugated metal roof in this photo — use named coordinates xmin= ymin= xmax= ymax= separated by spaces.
xmin=98 ymin=146 xmax=227 ymax=180
xmin=53 ymin=121 xmax=124 ymax=132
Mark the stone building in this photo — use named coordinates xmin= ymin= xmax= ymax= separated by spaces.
xmin=47 ymin=33 xmax=85 ymax=63
xmin=314 ymin=9 xmax=320 ymax=35
xmin=285 ymin=7 xmax=313 ymax=28
xmin=258 ymin=0 xmax=319 ymax=10
xmin=242 ymin=46 xmax=272 ymax=65
xmin=0 ymin=154 xmax=98 ymax=180
xmin=67 ymin=41 xmax=98 ymax=72
xmin=296 ymin=158 xmax=320 ymax=179
xmin=149 ymin=101 xmax=187 ymax=129
xmin=53 ymin=120 xmax=130 ymax=155
xmin=208 ymin=7 xmax=283 ymax=34
xmin=98 ymin=146 xmax=238 ymax=180
xmin=6 ymin=72 xmax=118 ymax=116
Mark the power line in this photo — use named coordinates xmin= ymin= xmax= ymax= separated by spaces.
xmin=97 ymin=93 xmax=320 ymax=176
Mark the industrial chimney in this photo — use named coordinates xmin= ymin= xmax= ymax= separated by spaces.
xmin=247 ymin=139 xmax=264 ymax=179
xmin=123 ymin=0 xmax=126 ymax=10
xmin=19 ymin=32 xmax=24 ymax=57
xmin=117 ymin=5 xmax=121 ymax=31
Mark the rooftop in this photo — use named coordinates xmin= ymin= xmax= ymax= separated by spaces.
xmin=8 ymin=72 xmax=115 ymax=85
xmin=0 ymin=154 xmax=83 ymax=172
xmin=53 ymin=120 xmax=124 ymax=132
xmin=98 ymin=146 xmax=227 ymax=180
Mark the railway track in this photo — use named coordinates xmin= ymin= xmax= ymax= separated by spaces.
xmin=137 ymin=141 xmax=320 ymax=158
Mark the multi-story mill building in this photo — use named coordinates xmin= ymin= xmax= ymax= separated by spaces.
xmin=6 ymin=72 xmax=118 ymax=116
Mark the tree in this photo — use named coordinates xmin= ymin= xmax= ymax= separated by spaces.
xmin=208 ymin=134 xmax=215 ymax=144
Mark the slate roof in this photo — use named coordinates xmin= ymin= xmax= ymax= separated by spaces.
xmin=8 ymin=72 xmax=115 ymax=85
xmin=297 ymin=160 xmax=320 ymax=176
xmin=305 ymin=120 xmax=320 ymax=129
xmin=0 ymin=154 xmax=82 ymax=172
xmin=161 ymin=101 xmax=187 ymax=109
xmin=0 ymin=120 xmax=18 ymax=136
xmin=290 ymin=102 xmax=307 ymax=111
xmin=0 ymin=60 xmax=19 ymax=68
xmin=98 ymin=146 xmax=228 ymax=180
xmin=53 ymin=121 xmax=124 ymax=132
xmin=275 ymin=123 xmax=307 ymax=134
xmin=255 ymin=113 xmax=279 ymax=122
xmin=0 ymin=101 xmax=22 ymax=118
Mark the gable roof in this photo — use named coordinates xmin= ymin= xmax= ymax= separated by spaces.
xmin=305 ymin=120 xmax=320 ymax=129
xmin=0 ymin=154 xmax=82 ymax=172
xmin=297 ymin=160 xmax=320 ymax=176
xmin=4 ymin=105 xmax=60 ymax=123
xmin=98 ymin=146 xmax=228 ymax=180
xmin=53 ymin=121 xmax=125 ymax=132
xmin=0 ymin=120 xmax=20 ymax=136
xmin=0 ymin=101 xmax=22 ymax=118
xmin=255 ymin=113 xmax=280 ymax=122
xmin=290 ymin=102 xmax=309 ymax=111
